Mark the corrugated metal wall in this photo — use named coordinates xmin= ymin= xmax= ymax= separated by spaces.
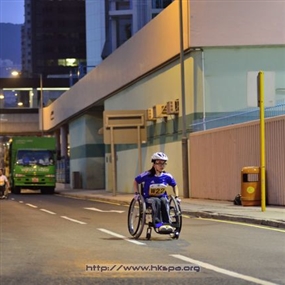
xmin=189 ymin=115 xmax=285 ymax=206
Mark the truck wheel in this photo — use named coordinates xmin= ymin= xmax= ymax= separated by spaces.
xmin=12 ymin=187 xmax=21 ymax=194
xmin=41 ymin=187 xmax=55 ymax=195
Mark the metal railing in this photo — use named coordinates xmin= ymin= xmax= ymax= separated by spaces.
xmin=191 ymin=100 xmax=285 ymax=132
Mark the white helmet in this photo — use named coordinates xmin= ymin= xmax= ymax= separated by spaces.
xmin=151 ymin=152 xmax=168 ymax=162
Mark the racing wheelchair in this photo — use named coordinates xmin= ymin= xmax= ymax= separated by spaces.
xmin=127 ymin=194 xmax=182 ymax=240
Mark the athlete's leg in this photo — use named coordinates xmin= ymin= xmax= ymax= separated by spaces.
xmin=146 ymin=197 xmax=162 ymax=225
xmin=160 ymin=196 xmax=170 ymax=224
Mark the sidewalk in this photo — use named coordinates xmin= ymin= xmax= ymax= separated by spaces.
xmin=55 ymin=188 xmax=285 ymax=229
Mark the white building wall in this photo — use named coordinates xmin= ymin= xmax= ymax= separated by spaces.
xmin=190 ymin=0 xmax=285 ymax=46
xmin=115 ymin=141 xmax=182 ymax=194
xmin=69 ymin=114 xmax=105 ymax=189
xmin=203 ymin=47 xmax=285 ymax=113
xmin=104 ymin=56 xmax=194 ymax=193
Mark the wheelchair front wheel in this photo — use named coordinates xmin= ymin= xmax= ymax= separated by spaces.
xmin=169 ymin=195 xmax=182 ymax=239
xmin=127 ymin=195 xmax=146 ymax=239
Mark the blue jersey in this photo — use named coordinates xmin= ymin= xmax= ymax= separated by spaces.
xmin=135 ymin=171 xmax=176 ymax=198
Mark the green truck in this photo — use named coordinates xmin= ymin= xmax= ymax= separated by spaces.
xmin=8 ymin=136 xmax=57 ymax=194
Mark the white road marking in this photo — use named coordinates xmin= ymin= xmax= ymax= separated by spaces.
xmin=84 ymin=207 xmax=124 ymax=213
xmin=96 ymin=200 xmax=121 ymax=206
xmin=182 ymin=214 xmax=190 ymax=219
xmin=26 ymin=203 xmax=38 ymax=208
xmin=61 ymin=216 xmax=86 ymax=224
xmin=97 ymin=228 xmax=146 ymax=246
xmin=40 ymin=209 xmax=56 ymax=215
xmin=171 ymin=254 xmax=278 ymax=285
xmin=61 ymin=194 xmax=121 ymax=206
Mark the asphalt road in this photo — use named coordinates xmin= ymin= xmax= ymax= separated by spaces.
xmin=1 ymin=192 xmax=284 ymax=285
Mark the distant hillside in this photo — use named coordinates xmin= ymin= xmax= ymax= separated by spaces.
xmin=0 ymin=23 xmax=21 ymax=63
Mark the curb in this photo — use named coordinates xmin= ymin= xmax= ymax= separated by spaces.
xmin=183 ymin=210 xmax=285 ymax=229
xmin=56 ymin=192 xmax=285 ymax=230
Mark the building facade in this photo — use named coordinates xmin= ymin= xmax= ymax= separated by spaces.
xmin=18 ymin=1 xmax=285 ymax=204
xmin=21 ymin=0 xmax=86 ymax=79
xmin=21 ymin=0 xmax=173 ymax=79
xmin=85 ymin=0 xmax=174 ymax=71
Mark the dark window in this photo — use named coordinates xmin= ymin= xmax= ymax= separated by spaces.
xmin=116 ymin=16 xmax=132 ymax=47
xmin=115 ymin=0 xmax=130 ymax=10
xmin=152 ymin=0 xmax=172 ymax=9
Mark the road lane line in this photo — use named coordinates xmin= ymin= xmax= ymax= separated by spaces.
xmin=97 ymin=228 xmax=146 ymax=246
xmin=56 ymin=194 xmax=121 ymax=206
xmin=182 ymin=214 xmax=190 ymax=219
xmin=40 ymin=209 xmax=56 ymax=215
xmin=127 ymin=239 xmax=147 ymax=245
xmin=61 ymin=216 xmax=86 ymax=225
xmin=26 ymin=203 xmax=38 ymax=208
xmin=171 ymin=254 xmax=278 ymax=285
xmin=95 ymin=201 xmax=121 ymax=206
xmin=84 ymin=207 xmax=124 ymax=213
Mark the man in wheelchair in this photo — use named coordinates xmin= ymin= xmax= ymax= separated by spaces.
xmin=133 ymin=152 xmax=179 ymax=233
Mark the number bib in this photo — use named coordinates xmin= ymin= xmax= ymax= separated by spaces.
xmin=148 ymin=184 xmax=167 ymax=197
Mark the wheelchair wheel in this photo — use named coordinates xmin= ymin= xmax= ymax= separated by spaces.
xmin=127 ymin=195 xmax=146 ymax=239
xmin=169 ymin=195 xmax=182 ymax=239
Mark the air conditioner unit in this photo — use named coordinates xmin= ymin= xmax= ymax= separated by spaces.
xmin=153 ymin=104 xmax=168 ymax=118
xmin=147 ymin=108 xmax=156 ymax=121
xmin=166 ymin=99 xmax=179 ymax=115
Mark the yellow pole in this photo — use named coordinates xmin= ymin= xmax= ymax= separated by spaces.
xmin=258 ymin=71 xmax=266 ymax=212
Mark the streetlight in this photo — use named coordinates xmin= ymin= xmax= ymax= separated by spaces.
xmin=11 ymin=71 xmax=19 ymax=77
xmin=11 ymin=72 xmax=23 ymax=106
xmin=0 ymin=89 xmax=4 ymax=109
xmin=11 ymin=71 xmax=44 ymax=136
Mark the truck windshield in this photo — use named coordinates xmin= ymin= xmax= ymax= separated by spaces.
xmin=16 ymin=150 xmax=54 ymax=166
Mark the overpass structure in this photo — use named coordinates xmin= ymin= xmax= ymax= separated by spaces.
xmin=0 ymin=77 xmax=70 ymax=135
xmin=0 ymin=77 xmax=70 ymax=168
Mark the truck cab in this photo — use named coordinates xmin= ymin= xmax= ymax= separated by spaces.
xmin=8 ymin=137 xmax=57 ymax=195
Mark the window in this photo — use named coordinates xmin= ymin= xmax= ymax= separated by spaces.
xmin=116 ymin=16 xmax=132 ymax=47
xmin=152 ymin=0 xmax=172 ymax=9
xmin=16 ymin=150 xmax=54 ymax=166
xmin=58 ymin=58 xmax=79 ymax=67
xmin=115 ymin=0 xmax=130 ymax=10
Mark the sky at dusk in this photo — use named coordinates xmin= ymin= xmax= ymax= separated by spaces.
xmin=0 ymin=0 xmax=24 ymax=24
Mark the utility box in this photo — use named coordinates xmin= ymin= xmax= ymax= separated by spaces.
xmin=241 ymin=166 xmax=261 ymax=206
xmin=153 ymin=104 xmax=168 ymax=118
xmin=72 ymin=171 xmax=82 ymax=189
xmin=147 ymin=108 xmax=156 ymax=121
xmin=166 ymin=99 xmax=179 ymax=115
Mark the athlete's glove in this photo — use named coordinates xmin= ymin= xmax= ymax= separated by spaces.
xmin=134 ymin=192 xmax=140 ymax=200
xmin=175 ymin=196 xmax=181 ymax=204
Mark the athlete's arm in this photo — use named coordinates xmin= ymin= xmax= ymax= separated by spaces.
xmin=133 ymin=180 xmax=139 ymax=194
xmin=172 ymin=185 xmax=178 ymax=197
